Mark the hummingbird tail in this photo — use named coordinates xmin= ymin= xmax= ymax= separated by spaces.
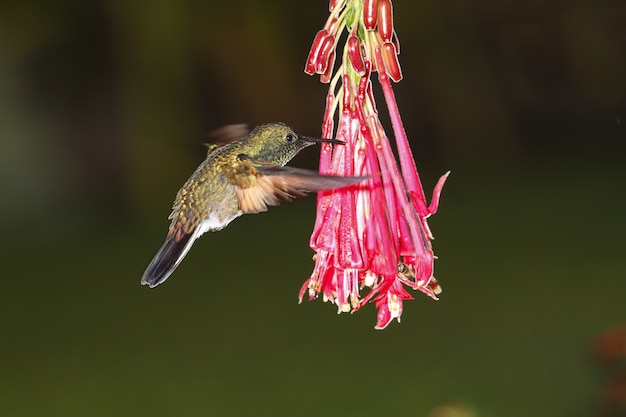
xmin=141 ymin=229 xmax=198 ymax=288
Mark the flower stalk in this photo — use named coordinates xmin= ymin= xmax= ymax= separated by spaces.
xmin=301 ymin=0 xmax=449 ymax=329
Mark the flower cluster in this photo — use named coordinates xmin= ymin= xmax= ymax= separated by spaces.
xmin=300 ymin=0 xmax=449 ymax=329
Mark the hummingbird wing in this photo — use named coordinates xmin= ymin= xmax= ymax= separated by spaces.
xmin=233 ymin=157 xmax=369 ymax=214
xmin=204 ymin=124 xmax=250 ymax=153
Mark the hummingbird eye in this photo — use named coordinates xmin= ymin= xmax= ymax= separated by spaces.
xmin=285 ymin=133 xmax=296 ymax=143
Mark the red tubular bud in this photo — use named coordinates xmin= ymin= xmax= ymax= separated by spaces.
xmin=363 ymin=0 xmax=379 ymax=30
xmin=382 ymin=42 xmax=402 ymax=82
xmin=347 ymin=35 xmax=366 ymax=75
xmin=357 ymin=71 xmax=371 ymax=102
xmin=316 ymin=34 xmax=335 ymax=74
xmin=304 ymin=29 xmax=330 ymax=75
xmin=321 ymin=93 xmax=335 ymax=139
xmin=377 ymin=0 xmax=393 ymax=42
xmin=342 ymin=74 xmax=351 ymax=109
xmin=325 ymin=16 xmax=339 ymax=34
xmin=329 ymin=0 xmax=346 ymax=12
xmin=320 ymin=51 xmax=335 ymax=83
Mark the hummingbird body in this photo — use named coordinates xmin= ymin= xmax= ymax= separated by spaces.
xmin=141 ymin=123 xmax=366 ymax=288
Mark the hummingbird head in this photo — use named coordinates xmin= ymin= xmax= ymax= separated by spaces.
xmin=246 ymin=123 xmax=343 ymax=166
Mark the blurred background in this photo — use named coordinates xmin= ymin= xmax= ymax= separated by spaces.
xmin=1 ymin=0 xmax=625 ymax=416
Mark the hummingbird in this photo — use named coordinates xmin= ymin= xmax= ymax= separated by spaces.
xmin=141 ymin=122 xmax=367 ymax=288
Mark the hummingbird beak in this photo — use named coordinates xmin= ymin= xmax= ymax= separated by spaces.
xmin=301 ymin=136 xmax=345 ymax=145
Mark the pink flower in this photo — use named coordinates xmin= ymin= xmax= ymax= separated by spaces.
xmin=300 ymin=0 xmax=449 ymax=329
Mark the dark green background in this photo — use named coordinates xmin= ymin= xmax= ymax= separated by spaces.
xmin=1 ymin=1 xmax=625 ymax=416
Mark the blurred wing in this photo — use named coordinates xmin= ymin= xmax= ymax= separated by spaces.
xmin=205 ymin=124 xmax=249 ymax=149
xmin=234 ymin=158 xmax=369 ymax=214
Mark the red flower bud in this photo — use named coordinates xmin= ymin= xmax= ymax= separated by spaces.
xmin=382 ymin=42 xmax=402 ymax=82
xmin=316 ymin=34 xmax=335 ymax=74
xmin=304 ymin=29 xmax=330 ymax=75
xmin=321 ymin=93 xmax=335 ymax=139
xmin=363 ymin=0 xmax=379 ymax=30
xmin=377 ymin=0 xmax=393 ymax=42
xmin=320 ymin=51 xmax=335 ymax=83
xmin=329 ymin=0 xmax=345 ymax=12
xmin=325 ymin=16 xmax=339 ymax=34
xmin=347 ymin=35 xmax=366 ymax=75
